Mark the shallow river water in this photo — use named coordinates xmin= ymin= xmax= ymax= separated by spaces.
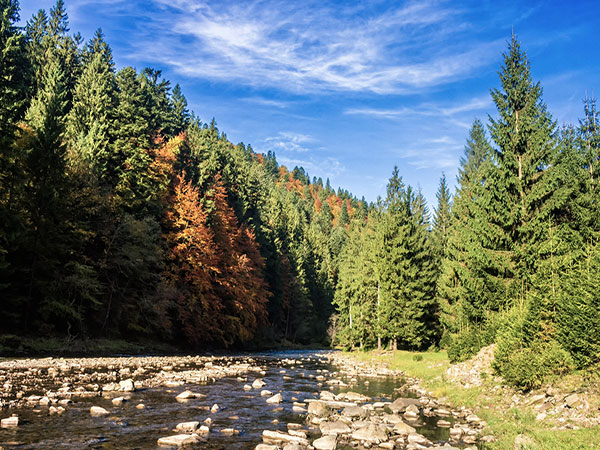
xmin=0 ymin=351 xmax=460 ymax=449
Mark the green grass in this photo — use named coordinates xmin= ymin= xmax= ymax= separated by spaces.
xmin=347 ymin=349 xmax=600 ymax=449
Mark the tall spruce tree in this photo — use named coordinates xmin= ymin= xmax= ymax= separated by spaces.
xmin=432 ymin=173 xmax=451 ymax=261
xmin=377 ymin=168 xmax=437 ymax=350
xmin=489 ymin=34 xmax=556 ymax=296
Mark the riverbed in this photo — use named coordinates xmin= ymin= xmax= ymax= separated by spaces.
xmin=0 ymin=351 xmax=482 ymax=449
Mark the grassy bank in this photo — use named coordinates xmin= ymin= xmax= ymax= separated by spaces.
xmin=350 ymin=350 xmax=599 ymax=449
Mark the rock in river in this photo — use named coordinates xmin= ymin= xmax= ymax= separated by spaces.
xmin=90 ymin=406 xmax=109 ymax=416
xmin=157 ymin=434 xmax=200 ymax=447
xmin=313 ymin=434 xmax=337 ymax=450
xmin=1 ymin=416 xmax=18 ymax=428
xmin=266 ymin=393 xmax=283 ymax=404
xmin=175 ymin=421 xmax=199 ymax=432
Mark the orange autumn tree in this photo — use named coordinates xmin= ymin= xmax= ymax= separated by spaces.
xmin=207 ymin=176 xmax=269 ymax=345
xmin=163 ymin=174 xmax=227 ymax=345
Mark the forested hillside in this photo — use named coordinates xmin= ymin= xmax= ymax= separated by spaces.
xmin=0 ymin=0 xmax=369 ymax=348
xmin=2 ymin=0 xmax=599 ymax=389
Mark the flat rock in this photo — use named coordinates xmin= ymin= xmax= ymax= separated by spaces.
xmin=262 ymin=430 xmax=309 ymax=446
xmin=313 ymin=434 xmax=337 ymax=450
xmin=157 ymin=434 xmax=200 ymax=447
xmin=260 ymin=390 xmax=273 ymax=397
xmin=90 ymin=406 xmax=109 ymax=416
xmin=565 ymin=393 xmax=581 ymax=408
xmin=255 ymin=445 xmax=278 ymax=450
xmin=342 ymin=405 xmax=369 ymax=419
xmin=1 ymin=416 xmax=18 ymax=428
xmin=175 ymin=421 xmax=199 ymax=432
xmin=351 ymin=423 xmax=388 ymax=443
xmin=392 ymin=421 xmax=416 ymax=435
xmin=320 ymin=420 xmax=351 ymax=435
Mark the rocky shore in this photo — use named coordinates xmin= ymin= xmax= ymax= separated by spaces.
xmin=0 ymin=351 xmax=493 ymax=449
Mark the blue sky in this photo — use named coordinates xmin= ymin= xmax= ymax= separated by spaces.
xmin=19 ymin=0 xmax=600 ymax=207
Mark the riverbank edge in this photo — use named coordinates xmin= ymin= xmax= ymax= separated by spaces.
xmin=344 ymin=349 xmax=600 ymax=449
xmin=0 ymin=336 xmax=329 ymax=358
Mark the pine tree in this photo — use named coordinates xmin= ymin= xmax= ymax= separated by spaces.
xmin=489 ymin=34 xmax=556 ymax=291
xmin=377 ymin=168 xmax=438 ymax=350
xmin=432 ymin=173 xmax=451 ymax=261
xmin=67 ymin=35 xmax=116 ymax=175
xmin=171 ymin=83 xmax=190 ymax=134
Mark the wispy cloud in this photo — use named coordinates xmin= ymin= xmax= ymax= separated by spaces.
xmin=346 ymin=94 xmax=492 ymax=119
xmin=120 ymin=0 xmax=505 ymax=94
xmin=263 ymin=131 xmax=317 ymax=153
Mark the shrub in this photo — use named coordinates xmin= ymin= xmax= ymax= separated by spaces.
xmin=495 ymin=339 xmax=573 ymax=391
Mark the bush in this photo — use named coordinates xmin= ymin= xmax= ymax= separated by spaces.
xmin=494 ymin=340 xmax=573 ymax=391
xmin=413 ymin=354 xmax=423 ymax=361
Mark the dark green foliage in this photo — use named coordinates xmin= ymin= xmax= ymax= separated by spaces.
xmin=557 ymin=244 xmax=600 ymax=369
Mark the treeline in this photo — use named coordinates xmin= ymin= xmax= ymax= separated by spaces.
xmin=333 ymin=36 xmax=600 ymax=390
xmin=0 ymin=0 xmax=368 ymax=348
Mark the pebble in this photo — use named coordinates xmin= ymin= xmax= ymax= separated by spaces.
xmin=90 ymin=406 xmax=109 ymax=416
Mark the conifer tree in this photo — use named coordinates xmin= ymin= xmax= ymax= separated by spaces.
xmin=489 ymin=34 xmax=556 ymax=291
xmin=432 ymin=173 xmax=451 ymax=261
xmin=67 ymin=35 xmax=116 ymax=175
xmin=377 ymin=168 xmax=438 ymax=350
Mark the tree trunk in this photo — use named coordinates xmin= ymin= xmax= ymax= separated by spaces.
xmin=377 ymin=336 xmax=382 ymax=351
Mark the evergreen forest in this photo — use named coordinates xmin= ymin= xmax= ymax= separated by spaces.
xmin=1 ymin=0 xmax=599 ymax=389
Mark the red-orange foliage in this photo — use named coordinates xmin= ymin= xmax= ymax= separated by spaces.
xmin=163 ymin=174 xmax=225 ymax=345
xmin=208 ymin=177 xmax=269 ymax=344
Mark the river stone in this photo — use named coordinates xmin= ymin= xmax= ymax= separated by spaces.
xmin=437 ymin=419 xmax=452 ymax=427
xmin=313 ymin=434 xmax=337 ymax=450
xmin=382 ymin=413 xmax=403 ymax=424
xmin=390 ymin=397 xmax=420 ymax=413
xmin=252 ymin=379 xmax=266 ymax=388
xmin=283 ymin=444 xmax=304 ymax=450
xmin=339 ymin=392 xmax=370 ymax=403
xmin=266 ymin=393 xmax=283 ymax=404
xmin=434 ymin=408 xmax=452 ymax=416
xmin=90 ymin=406 xmax=109 ymax=416
xmin=514 ymin=434 xmax=536 ymax=449
xmin=260 ymin=390 xmax=273 ymax=397
xmin=320 ymin=391 xmax=335 ymax=400
xmin=565 ymin=393 xmax=581 ymax=408
xmin=211 ymin=403 xmax=219 ymax=412
xmin=244 ymin=384 xmax=252 ymax=390
xmin=308 ymin=400 xmax=330 ymax=417
xmin=255 ymin=445 xmax=278 ymax=450
xmin=1 ymin=416 xmax=18 ymax=428
xmin=175 ymin=421 xmax=199 ymax=432
xmin=342 ymin=405 xmax=368 ymax=419
xmin=407 ymin=433 xmax=429 ymax=445
xmin=157 ymin=434 xmax=200 ymax=447
xmin=320 ymin=420 xmax=351 ymax=435
xmin=392 ymin=421 xmax=416 ymax=435
xmin=262 ymin=430 xmax=309 ymax=446
xmin=351 ymin=423 xmax=388 ymax=443
xmin=119 ymin=379 xmax=135 ymax=392
xmin=112 ymin=396 xmax=126 ymax=406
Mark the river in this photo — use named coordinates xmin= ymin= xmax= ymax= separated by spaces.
xmin=0 ymin=351 xmax=477 ymax=449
